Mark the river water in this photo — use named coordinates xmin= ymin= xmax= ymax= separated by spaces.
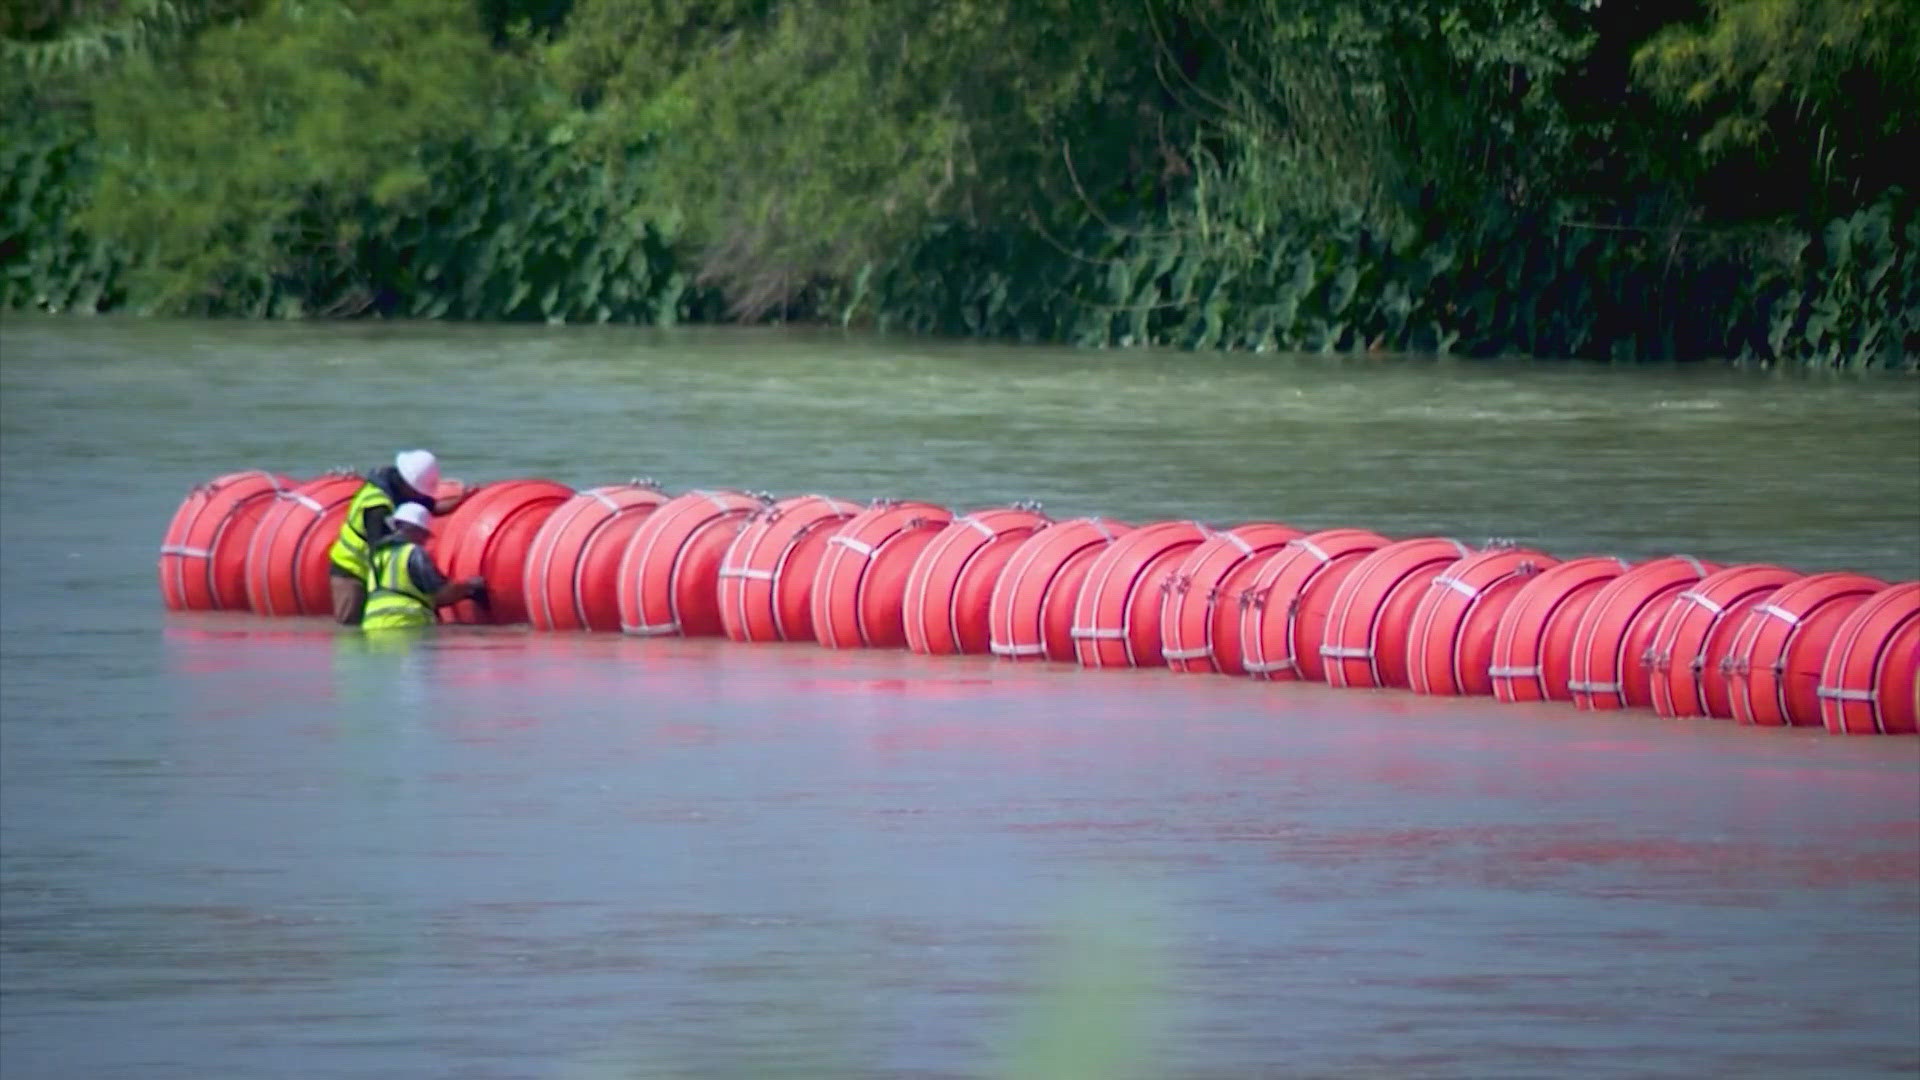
xmin=2 ymin=317 xmax=1917 ymax=1079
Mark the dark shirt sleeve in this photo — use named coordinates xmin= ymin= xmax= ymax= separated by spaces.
xmin=362 ymin=505 xmax=391 ymax=548
xmin=408 ymin=546 xmax=448 ymax=596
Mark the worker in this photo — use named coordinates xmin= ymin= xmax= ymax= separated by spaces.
xmin=327 ymin=449 xmax=469 ymax=625
xmin=360 ymin=503 xmax=488 ymax=631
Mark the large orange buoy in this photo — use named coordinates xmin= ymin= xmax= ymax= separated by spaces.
xmin=242 ymin=474 xmax=366 ymax=617
xmin=988 ymin=517 xmax=1134 ymax=662
xmin=616 ymin=489 xmax=768 ymax=637
xmin=1722 ymin=571 xmax=1887 ymax=726
xmin=159 ymin=470 xmax=296 ymax=611
xmin=1159 ymin=522 xmax=1304 ymax=674
xmin=1819 ymin=581 xmax=1920 ymax=735
xmin=1405 ymin=546 xmax=1558 ymax=695
xmin=1238 ymin=528 xmax=1391 ymax=681
xmin=1489 ymin=556 xmax=1632 ymax=702
xmin=810 ymin=500 xmax=955 ymax=649
xmin=1321 ymin=537 xmax=1475 ymax=689
xmin=903 ymin=506 xmax=1052 ymax=655
xmin=521 ymin=482 xmax=670 ymax=633
xmin=1071 ymin=520 xmax=1214 ymax=669
xmin=1566 ymin=556 xmax=1720 ymax=711
xmin=1645 ymin=563 xmax=1801 ymax=718
xmin=430 ymin=478 xmax=575 ymax=625
xmin=716 ymin=494 xmax=862 ymax=643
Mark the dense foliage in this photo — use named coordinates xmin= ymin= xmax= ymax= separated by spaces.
xmin=3 ymin=0 xmax=1914 ymax=366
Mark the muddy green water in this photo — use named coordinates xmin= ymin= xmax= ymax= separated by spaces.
xmin=2 ymin=317 xmax=1918 ymax=1079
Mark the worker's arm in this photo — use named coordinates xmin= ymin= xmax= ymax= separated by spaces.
xmin=431 ymin=484 xmax=471 ymax=515
xmin=409 ymin=548 xmax=485 ymax=608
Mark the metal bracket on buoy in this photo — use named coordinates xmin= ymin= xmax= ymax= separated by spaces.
xmin=628 ymin=476 xmax=664 ymax=492
xmin=1483 ymin=536 xmax=1520 ymax=550
xmin=1011 ymin=499 xmax=1045 ymax=513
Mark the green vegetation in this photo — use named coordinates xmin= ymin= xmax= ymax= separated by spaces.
xmin=4 ymin=0 xmax=1915 ymax=366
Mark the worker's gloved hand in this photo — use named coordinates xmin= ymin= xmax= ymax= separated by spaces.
xmin=465 ymin=578 xmax=490 ymax=607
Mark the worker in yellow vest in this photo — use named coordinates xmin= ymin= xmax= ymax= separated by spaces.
xmin=328 ymin=449 xmax=470 ymax=625
xmin=361 ymin=503 xmax=488 ymax=631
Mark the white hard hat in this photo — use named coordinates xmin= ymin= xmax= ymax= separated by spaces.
xmin=395 ymin=449 xmax=440 ymax=496
xmin=390 ymin=501 xmax=434 ymax=536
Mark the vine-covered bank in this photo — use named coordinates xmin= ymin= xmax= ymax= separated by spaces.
xmin=4 ymin=0 xmax=1916 ymax=366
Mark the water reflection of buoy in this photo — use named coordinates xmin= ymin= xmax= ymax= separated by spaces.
xmin=243 ymin=474 xmax=365 ymax=616
xmin=989 ymin=517 xmax=1133 ymax=662
xmin=1723 ymin=571 xmax=1885 ymax=726
xmin=1646 ymin=563 xmax=1800 ymax=718
xmin=1238 ymin=528 xmax=1390 ymax=682
xmin=903 ymin=506 xmax=1052 ymax=656
xmin=616 ymin=489 xmax=764 ymax=637
xmin=811 ymin=501 xmax=954 ymax=649
xmin=1819 ymin=582 xmax=1919 ymax=735
xmin=717 ymin=494 xmax=861 ymax=643
xmin=160 ymin=470 xmax=296 ymax=611
xmin=522 ymin=482 xmax=669 ymax=633
xmin=1072 ymin=520 xmax=1213 ymax=669
xmin=1406 ymin=547 xmax=1557 ymax=695
xmin=1566 ymin=556 xmax=1719 ymax=711
xmin=1160 ymin=522 xmax=1303 ymax=675
xmin=429 ymin=478 xmax=575 ymax=625
xmin=1322 ymin=537 xmax=1474 ymax=689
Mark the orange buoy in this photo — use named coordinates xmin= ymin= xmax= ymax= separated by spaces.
xmin=1159 ymin=522 xmax=1304 ymax=674
xmin=159 ymin=470 xmax=296 ymax=611
xmin=1072 ymin=520 xmax=1214 ymax=669
xmin=988 ymin=517 xmax=1134 ymax=662
xmin=430 ymin=478 xmax=575 ymax=625
xmin=1238 ymin=529 xmax=1391 ymax=681
xmin=1566 ymin=556 xmax=1720 ymax=711
xmin=716 ymin=494 xmax=863 ymax=643
xmin=1321 ymin=537 xmax=1475 ymax=689
xmin=1819 ymin=581 xmax=1919 ymax=735
xmin=1405 ymin=546 xmax=1558 ymax=695
xmin=1489 ymin=556 xmax=1632 ymax=702
xmin=811 ymin=500 xmax=955 ymax=649
xmin=242 ymin=474 xmax=367 ymax=617
xmin=903 ymin=506 xmax=1052 ymax=655
xmin=522 ymin=482 xmax=670 ymax=633
xmin=1723 ymin=571 xmax=1887 ymax=726
xmin=616 ymin=489 xmax=767 ymax=637
xmin=1645 ymin=563 xmax=1801 ymax=718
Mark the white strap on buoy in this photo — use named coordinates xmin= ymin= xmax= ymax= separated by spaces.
xmin=159 ymin=544 xmax=210 ymax=558
xmin=1438 ymin=575 xmax=1478 ymax=598
xmin=1297 ymin=538 xmax=1330 ymax=562
xmin=718 ymin=567 xmax=775 ymax=581
xmin=1567 ymin=679 xmax=1620 ymax=693
xmin=1070 ymin=626 xmax=1126 ymax=640
xmin=990 ymin=641 xmax=1045 ymax=657
xmin=966 ymin=516 xmax=996 ymax=538
xmin=1243 ymin=657 xmax=1296 ymax=675
xmin=1678 ymin=589 xmax=1723 ymax=614
xmin=292 ymin=493 xmax=324 ymax=512
xmin=829 ymin=536 xmax=876 ymax=558
xmin=1163 ymin=645 xmax=1211 ymax=661
xmin=1319 ymin=645 xmax=1373 ymax=659
xmin=622 ymin=619 xmax=680 ymax=635
xmin=1224 ymin=532 xmax=1254 ymax=555
xmin=1757 ymin=603 xmax=1800 ymax=626
xmin=1816 ymin=687 xmax=1877 ymax=702
xmin=1490 ymin=664 xmax=1541 ymax=677
xmin=591 ymin=489 xmax=621 ymax=510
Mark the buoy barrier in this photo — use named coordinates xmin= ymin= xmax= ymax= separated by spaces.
xmin=242 ymin=473 xmax=367 ymax=617
xmin=1723 ymin=571 xmax=1887 ymax=727
xmin=989 ymin=517 xmax=1133 ymax=662
xmin=1322 ymin=537 xmax=1475 ymax=689
xmin=1072 ymin=520 xmax=1214 ymax=669
xmin=1566 ymin=556 xmax=1720 ymax=711
xmin=1646 ymin=564 xmax=1801 ymax=718
xmin=159 ymin=470 xmax=296 ymax=612
xmin=1238 ymin=528 xmax=1391 ymax=682
xmin=903 ymin=506 xmax=1052 ymax=656
xmin=1819 ymin=582 xmax=1920 ymax=735
xmin=522 ymin=482 xmax=670 ymax=633
xmin=1489 ymin=556 xmax=1632 ymax=702
xmin=1406 ymin=546 xmax=1557 ymax=696
xmin=616 ymin=489 xmax=767 ymax=637
xmin=1160 ymin=522 xmax=1304 ymax=675
xmin=717 ymin=494 xmax=862 ymax=643
xmin=811 ymin=500 xmax=955 ymax=649
xmin=430 ymin=478 xmax=575 ymax=625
